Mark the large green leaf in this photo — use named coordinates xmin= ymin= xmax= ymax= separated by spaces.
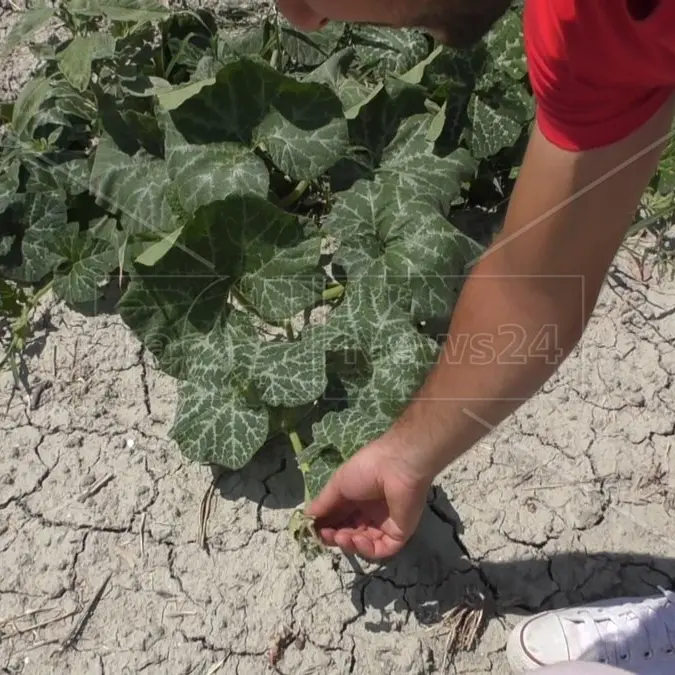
xmin=278 ymin=20 xmax=345 ymax=67
xmin=351 ymin=26 xmax=429 ymax=76
xmin=117 ymin=205 xmax=238 ymax=378
xmin=379 ymin=114 xmax=476 ymax=204
xmin=468 ymin=96 xmax=523 ymax=159
xmin=172 ymin=379 xmax=269 ymax=468
xmin=89 ymin=135 xmax=177 ymax=235
xmin=171 ymin=308 xmax=329 ymax=468
xmin=485 ymin=10 xmax=527 ymax=80
xmin=358 ymin=325 xmax=438 ymax=418
xmin=319 ymin=269 xmax=413 ymax=352
xmin=254 ymin=336 xmax=328 ymax=408
xmin=255 ymin=108 xmax=348 ymax=180
xmin=12 ymin=76 xmax=53 ymax=137
xmin=18 ymin=192 xmax=69 ymax=283
xmin=324 ymin=179 xmax=481 ymax=319
xmin=224 ymin=196 xmax=324 ymax=322
xmin=119 ymin=195 xmax=322 ymax=374
xmin=31 ymin=80 xmax=97 ymax=129
xmin=163 ymin=113 xmax=269 ymax=213
xmin=57 ymin=34 xmax=116 ymax=91
xmin=305 ymin=309 xmax=438 ymax=461
xmin=58 ymin=36 xmax=95 ymax=92
xmin=310 ymin=407 xmax=392 ymax=460
xmin=24 ymin=157 xmax=90 ymax=195
xmin=167 ymin=56 xmax=343 ymax=148
xmin=171 ymin=318 xmax=268 ymax=468
xmin=52 ymin=231 xmax=117 ymax=304
xmin=14 ymin=192 xmax=115 ymax=301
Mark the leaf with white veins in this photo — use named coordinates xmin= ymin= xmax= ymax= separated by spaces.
xmin=254 ymin=336 xmax=327 ymax=408
xmin=468 ymin=95 xmax=523 ymax=159
xmin=163 ymin=112 xmax=269 ymax=213
xmin=255 ymin=108 xmax=348 ymax=181
xmin=324 ymin=179 xmax=482 ymax=319
xmin=90 ymin=135 xmax=177 ymax=235
xmin=171 ymin=318 xmax=268 ymax=468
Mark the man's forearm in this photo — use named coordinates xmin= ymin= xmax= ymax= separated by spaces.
xmin=386 ymin=97 xmax=674 ymax=482
xmin=389 ymin=246 xmax=590 ymax=480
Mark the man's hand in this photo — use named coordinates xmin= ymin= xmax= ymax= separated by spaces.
xmin=306 ymin=436 xmax=430 ymax=559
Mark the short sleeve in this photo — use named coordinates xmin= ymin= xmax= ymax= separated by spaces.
xmin=523 ymin=0 xmax=675 ymax=152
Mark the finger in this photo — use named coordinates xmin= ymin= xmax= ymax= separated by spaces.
xmin=334 ymin=531 xmax=358 ymax=555
xmin=352 ymin=533 xmax=376 ymax=560
xmin=363 ymin=525 xmax=384 ymax=541
xmin=372 ymin=535 xmax=405 ymax=560
xmin=305 ymin=473 xmax=345 ymax=521
xmin=317 ymin=527 xmax=338 ymax=546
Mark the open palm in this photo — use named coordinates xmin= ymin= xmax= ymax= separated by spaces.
xmin=306 ymin=441 xmax=430 ymax=559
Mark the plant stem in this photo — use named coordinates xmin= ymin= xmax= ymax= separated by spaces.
xmin=288 ymin=430 xmax=311 ymax=503
xmin=322 ymin=283 xmax=345 ymax=302
xmin=285 ymin=321 xmax=294 ymax=341
xmin=279 ymin=180 xmax=310 ymax=209
xmin=288 ymin=430 xmax=303 ymax=456
xmin=229 ymin=286 xmax=267 ymax=324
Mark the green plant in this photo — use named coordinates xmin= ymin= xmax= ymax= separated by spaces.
xmin=0 ymin=1 xmax=533 ymax=513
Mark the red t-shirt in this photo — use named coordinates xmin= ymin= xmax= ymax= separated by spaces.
xmin=523 ymin=0 xmax=675 ymax=151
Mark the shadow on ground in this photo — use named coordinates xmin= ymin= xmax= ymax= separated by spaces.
xmin=210 ymin=438 xmax=306 ymax=510
xmin=348 ymin=497 xmax=675 ymax=634
xmin=207 ymin=450 xmax=675 ymax=640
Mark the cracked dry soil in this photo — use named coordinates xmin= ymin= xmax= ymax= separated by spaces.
xmin=1 ymin=3 xmax=675 ymax=674
xmin=1 ymin=261 xmax=674 ymax=675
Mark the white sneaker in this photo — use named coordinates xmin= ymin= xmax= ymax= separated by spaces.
xmin=506 ymin=587 xmax=675 ymax=673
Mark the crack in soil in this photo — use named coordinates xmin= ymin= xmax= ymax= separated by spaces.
xmin=0 ymin=433 xmax=56 ymax=510
xmin=427 ymin=501 xmax=499 ymax=601
xmin=139 ymin=348 xmax=152 ymax=416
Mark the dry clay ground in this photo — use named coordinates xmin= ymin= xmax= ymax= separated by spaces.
xmin=1 ymin=3 xmax=675 ymax=674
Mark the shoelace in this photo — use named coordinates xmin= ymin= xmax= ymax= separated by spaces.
xmin=580 ymin=587 xmax=675 ymax=666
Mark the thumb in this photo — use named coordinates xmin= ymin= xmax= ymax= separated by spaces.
xmin=305 ymin=470 xmax=345 ymax=521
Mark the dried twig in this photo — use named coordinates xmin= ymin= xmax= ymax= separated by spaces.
xmin=431 ymin=590 xmax=487 ymax=672
xmin=76 ymin=474 xmax=114 ymax=503
xmin=165 ymin=611 xmax=199 ymax=619
xmin=70 ymin=337 xmax=79 ymax=382
xmin=0 ymin=607 xmax=56 ymax=628
xmin=5 ymin=610 xmax=78 ymax=637
xmin=198 ymin=468 xmax=222 ymax=549
xmin=23 ymin=638 xmax=60 ymax=651
xmin=56 ymin=573 xmax=112 ymax=653
xmin=205 ymin=654 xmax=229 ymax=675
xmin=139 ymin=512 xmax=147 ymax=558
